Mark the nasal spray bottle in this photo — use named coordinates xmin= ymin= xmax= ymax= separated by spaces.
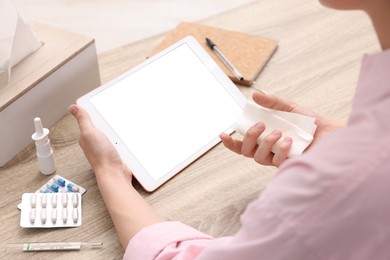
xmin=31 ymin=117 xmax=56 ymax=175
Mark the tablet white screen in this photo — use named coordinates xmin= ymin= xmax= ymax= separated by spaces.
xmin=89 ymin=43 xmax=243 ymax=181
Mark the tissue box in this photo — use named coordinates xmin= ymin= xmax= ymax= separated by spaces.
xmin=0 ymin=23 xmax=100 ymax=166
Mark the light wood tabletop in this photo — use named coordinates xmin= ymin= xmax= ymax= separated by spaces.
xmin=0 ymin=0 xmax=380 ymax=259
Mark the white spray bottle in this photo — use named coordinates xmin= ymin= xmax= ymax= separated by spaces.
xmin=31 ymin=117 xmax=56 ymax=175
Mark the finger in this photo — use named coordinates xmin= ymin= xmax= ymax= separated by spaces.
xmin=241 ymin=123 xmax=265 ymax=157
xmin=68 ymin=104 xmax=96 ymax=134
xmin=254 ymin=129 xmax=282 ymax=164
xmin=220 ymin=133 xmax=243 ymax=155
xmin=272 ymin=137 xmax=292 ymax=166
xmin=252 ymin=92 xmax=297 ymax=112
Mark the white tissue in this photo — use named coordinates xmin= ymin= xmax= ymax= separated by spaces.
xmin=0 ymin=0 xmax=42 ymax=84
xmin=233 ymin=101 xmax=317 ymax=157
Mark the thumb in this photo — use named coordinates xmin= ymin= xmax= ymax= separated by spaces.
xmin=68 ymin=104 xmax=95 ymax=134
xmin=252 ymin=92 xmax=296 ymax=112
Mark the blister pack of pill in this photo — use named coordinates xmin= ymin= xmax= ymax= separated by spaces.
xmin=20 ymin=193 xmax=82 ymax=228
xmin=36 ymin=175 xmax=86 ymax=194
xmin=17 ymin=175 xmax=87 ymax=210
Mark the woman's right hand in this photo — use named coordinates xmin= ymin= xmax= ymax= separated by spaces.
xmin=220 ymin=91 xmax=345 ymax=167
xmin=69 ymin=104 xmax=133 ymax=180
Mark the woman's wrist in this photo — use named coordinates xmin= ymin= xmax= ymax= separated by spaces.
xmin=91 ymin=163 xmax=162 ymax=248
xmin=93 ymin=161 xmax=125 ymax=175
xmin=93 ymin=163 xmax=133 ymax=186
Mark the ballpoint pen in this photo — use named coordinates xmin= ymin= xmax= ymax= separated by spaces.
xmin=205 ymin=37 xmax=244 ymax=81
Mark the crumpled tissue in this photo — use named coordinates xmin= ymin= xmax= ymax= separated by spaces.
xmin=234 ymin=101 xmax=317 ymax=157
xmin=0 ymin=0 xmax=42 ymax=85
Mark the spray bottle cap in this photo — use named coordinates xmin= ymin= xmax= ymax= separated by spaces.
xmin=32 ymin=117 xmax=49 ymax=142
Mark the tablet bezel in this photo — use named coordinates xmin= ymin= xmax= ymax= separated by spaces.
xmin=77 ymin=36 xmax=246 ymax=191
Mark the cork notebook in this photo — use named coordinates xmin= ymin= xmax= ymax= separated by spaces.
xmin=148 ymin=22 xmax=278 ymax=86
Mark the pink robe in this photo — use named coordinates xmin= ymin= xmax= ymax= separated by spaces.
xmin=125 ymin=49 xmax=390 ymax=260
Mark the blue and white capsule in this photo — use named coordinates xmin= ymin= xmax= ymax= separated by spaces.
xmin=67 ymin=183 xmax=79 ymax=192
xmin=46 ymin=183 xmax=59 ymax=193
xmin=40 ymin=188 xmax=52 ymax=193
xmin=53 ymin=176 xmax=66 ymax=187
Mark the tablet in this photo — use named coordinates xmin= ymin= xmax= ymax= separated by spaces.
xmin=77 ymin=36 xmax=246 ymax=191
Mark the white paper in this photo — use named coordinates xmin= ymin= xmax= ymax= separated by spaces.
xmin=0 ymin=0 xmax=42 ymax=84
xmin=234 ymin=101 xmax=317 ymax=157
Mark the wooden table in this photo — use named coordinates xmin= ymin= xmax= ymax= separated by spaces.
xmin=0 ymin=0 xmax=379 ymax=259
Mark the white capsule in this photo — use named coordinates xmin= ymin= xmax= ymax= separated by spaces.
xmin=62 ymin=208 xmax=68 ymax=223
xmin=62 ymin=193 xmax=68 ymax=207
xmin=72 ymin=193 xmax=79 ymax=208
xmin=41 ymin=194 xmax=47 ymax=208
xmin=51 ymin=209 xmax=57 ymax=223
xmin=51 ymin=194 xmax=57 ymax=208
xmin=29 ymin=208 xmax=36 ymax=224
xmin=30 ymin=194 xmax=37 ymax=208
xmin=41 ymin=208 xmax=47 ymax=224
xmin=72 ymin=208 xmax=78 ymax=223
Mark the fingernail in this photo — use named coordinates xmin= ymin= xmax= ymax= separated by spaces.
xmin=284 ymin=136 xmax=292 ymax=143
xmin=68 ymin=105 xmax=77 ymax=115
xmin=272 ymin=129 xmax=281 ymax=136
xmin=255 ymin=122 xmax=265 ymax=130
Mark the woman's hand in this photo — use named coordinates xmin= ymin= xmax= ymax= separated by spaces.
xmin=69 ymin=104 xmax=163 ymax=249
xmin=220 ymin=92 xmax=345 ymax=167
xmin=68 ymin=104 xmax=132 ymax=180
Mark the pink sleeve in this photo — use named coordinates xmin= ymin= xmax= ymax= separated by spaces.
xmin=123 ymin=198 xmax=310 ymax=260
xmin=123 ymin=221 xmax=214 ymax=260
